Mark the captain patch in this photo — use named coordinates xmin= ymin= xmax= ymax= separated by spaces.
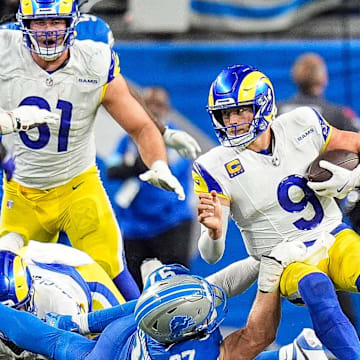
xmin=225 ymin=159 xmax=244 ymax=178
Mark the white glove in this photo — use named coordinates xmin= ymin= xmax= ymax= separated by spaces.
xmin=139 ymin=160 xmax=186 ymax=200
xmin=163 ymin=127 xmax=201 ymax=160
xmin=258 ymin=240 xmax=307 ymax=293
xmin=0 ymin=106 xmax=59 ymax=134
xmin=307 ymin=160 xmax=360 ymax=199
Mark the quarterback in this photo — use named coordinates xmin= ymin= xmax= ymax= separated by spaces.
xmin=0 ymin=241 xmax=328 ymax=360
xmin=0 ymin=0 xmax=187 ymax=301
xmin=194 ymin=64 xmax=360 ymax=360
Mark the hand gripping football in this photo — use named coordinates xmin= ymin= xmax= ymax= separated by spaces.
xmin=306 ymin=149 xmax=360 ymax=182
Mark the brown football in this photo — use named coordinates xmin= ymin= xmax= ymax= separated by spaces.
xmin=306 ymin=149 xmax=360 ymax=182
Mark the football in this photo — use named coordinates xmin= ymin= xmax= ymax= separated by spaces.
xmin=306 ymin=149 xmax=360 ymax=182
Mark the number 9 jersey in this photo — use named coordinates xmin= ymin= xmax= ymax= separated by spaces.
xmin=192 ymin=106 xmax=343 ymax=259
xmin=0 ymin=29 xmax=119 ymax=189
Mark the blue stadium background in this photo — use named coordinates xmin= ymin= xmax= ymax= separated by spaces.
xmin=109 ymin=39 xmax=360 ymax=346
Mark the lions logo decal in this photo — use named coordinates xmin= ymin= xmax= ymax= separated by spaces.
xmin=169 ymin=315 xmax=196 ymax=340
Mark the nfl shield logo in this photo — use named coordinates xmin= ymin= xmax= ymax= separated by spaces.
xmin=6 ymin=200 xmax=13 ymax=209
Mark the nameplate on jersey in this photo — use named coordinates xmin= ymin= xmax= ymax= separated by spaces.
xmin=225 ymin=158 xmax=244 ymax=178
xmin=296 ymin=127 xmax=315 ymax=144
xmin=77 ymin=78 xmax=99 ymax=85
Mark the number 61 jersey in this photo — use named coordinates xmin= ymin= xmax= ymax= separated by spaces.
xmin=193 ymin=107 xmax=343 ymax=259
xmin=0 ymin=30 xmax=119 ymax=189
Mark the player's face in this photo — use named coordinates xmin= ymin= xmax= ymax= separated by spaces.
xmin=221 ymin=106 xmax=253 ymax=136
xmin=29 ymin=19 xmax=67 ymax=49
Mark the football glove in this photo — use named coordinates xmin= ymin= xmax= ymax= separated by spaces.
xmin=0 ymin=106 xmax=59 ymax=134
xmin=45 ymin=313 xmax=80 ymax=333
xmin=163 ymin=127 xmax=201 ymax=160
xmin=139 ymin=160 xmax=185 ymax=200
xmin=258 ymin=240 xmax=307 ymax=293
xmin=307 ymin=160 xmax=360 ymax=199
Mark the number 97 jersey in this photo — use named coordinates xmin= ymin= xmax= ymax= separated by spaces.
xmin=193 ymin=107 xmax=343 ymax=259
xmin=0 ymin=30 xmax=120 ymax=189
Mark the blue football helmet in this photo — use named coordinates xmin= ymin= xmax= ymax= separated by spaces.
xmin=16 ymin=0 xmax=80 ymax=61
xmin=207 ymin=64 xmax=277 ymax=148
xmin=135 ymin=274 xmax=227 ymax=345
xmin=143 ymin=263 xmax=191 ymax=290
xmin=0 ymin=251 xmax=34 ymax=312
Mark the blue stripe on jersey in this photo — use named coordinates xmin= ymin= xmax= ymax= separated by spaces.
xmin=330 ymin=222 xmax=351 ymax=235
xmin=33 ymin=262 xmax=93 ymax=311
xmin=193 ymin=162 xmax=223 ymax=194
xmin=87 ymin=282 xmax=120 ymax=306
xmin=107 ymin=50 xmax=119 ymax=83
xmin=311 ymin=107 xmax=331 ymax=142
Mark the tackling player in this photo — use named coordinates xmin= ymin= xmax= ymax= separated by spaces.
xmin=0 ymin=0 xmax=187 ymax=303
xmin=0 ymin=240 xmax=328 ymax=359
xmin=194 ymin=64 xmax=360 ymax=360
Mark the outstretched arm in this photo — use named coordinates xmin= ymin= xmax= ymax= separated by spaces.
xmin=0 ymin=303 xmax=95 ymax=359
xmin=219 ymin=290 xmax=280 ymax=360
xmin=219 ymin=241 xmax=307 ymax=360
xmin=46 ymin=300 xmax=137 ymax=335
xmin=102 ymin=75 xmax=185 ymax=200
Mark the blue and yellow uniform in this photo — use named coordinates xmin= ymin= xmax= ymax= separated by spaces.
xmin=0 ymin=1 xmax=139 ymax=301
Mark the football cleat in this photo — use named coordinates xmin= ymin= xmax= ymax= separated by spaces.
xmin=279 ymin=328 xmax=328 ymax=360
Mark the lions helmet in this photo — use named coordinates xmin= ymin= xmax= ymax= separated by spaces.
xmin=17 ymin=0 xmax=79 ymax=61
xmin=143 ymin=263 xmax=191 ymax=290
xmin=207 ymin=64 xmax=277 ymax=148
xmin=134 ymin=274 xmax=227 ymax=345
xmin=0 ymin=250 xmax=34 ymax=312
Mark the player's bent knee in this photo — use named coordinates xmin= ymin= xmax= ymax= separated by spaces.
xmin=298 ymin=272 xmax=335 ymax=309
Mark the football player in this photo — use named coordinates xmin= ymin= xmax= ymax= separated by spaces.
xmin=0 ymin=240 xmax=328 ymax=359
xmin=0 ymin=0 xmax=187 ymax=302
xmin=0 ymin=3 xmax=202 ymax=161
xmin=0 ymin=232 xmax=125 ymax=359
xmin=194 ymin=64 xmax=360 ymax=360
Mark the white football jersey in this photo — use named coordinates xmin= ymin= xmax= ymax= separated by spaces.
xmin=0 ymin=261 xmax=90 ymax=360
xmin=0 ymin=30 xmax=118 ymax=189
xmin=193 ymin=107 xmax=343 ymax=258
xmin=29 ymin=263 xmax=90 ymax=320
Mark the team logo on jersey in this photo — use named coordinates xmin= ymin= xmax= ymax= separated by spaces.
xmin=225 ymin=159 xmax=244 ymax=178
xmin=169 ymin=315 xmax=196 ymax=340
xmin=296 ymin=127 xmax=315 ymax=144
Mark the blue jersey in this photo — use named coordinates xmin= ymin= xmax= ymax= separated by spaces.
xmin=125 ymin=328 xmax=222 ymax=360
xmin=0 ymin=303 xmax=222 ymax=360
xmin=76 ymin=14 xmax=114 ymax=46
xmin=0 ymin=14 xmax=114 ymax=46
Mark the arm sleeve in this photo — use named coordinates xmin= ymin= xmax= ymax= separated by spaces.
xmin=198 ymin=204 xmax=230 ymax=264
xmin=206 ymin=256 xmax=259 ymax=298
xmin=0 ymin=303 xmax=94 ymax=359
xmin=85 ymin=300 xmax=136 ymax=333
